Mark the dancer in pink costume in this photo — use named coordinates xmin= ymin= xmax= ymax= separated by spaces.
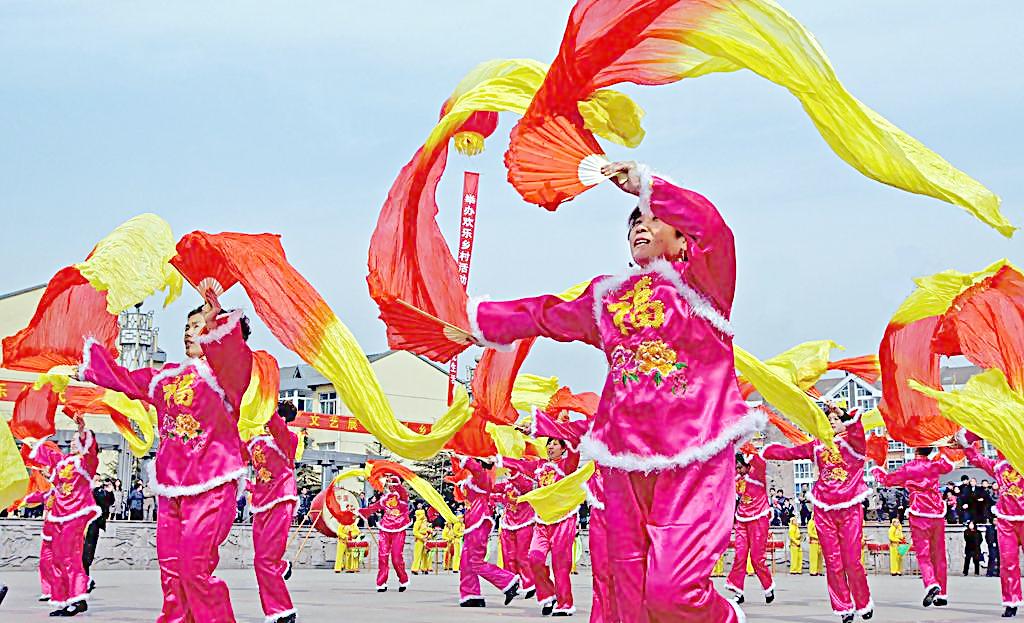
xmin=494 ymin=472 xmax=537 ymax=599
xmin=726 ymin=450 xmax=775 ymax=605
xmin=359 ymin=476 xmax=412 ymax=592
xmin=24 ymin=475 xmax=57 ymax=603
xmin=81 ymin=291 xmax=253 ymax=623
xmin=27 ymin=418 xmax=99 ymax=617
xmin=871 ymin=447 xmax=954 ymax=609
xmin=528 ymin=408 xmax=616 ymax=623
xmin=504 ymin=437 xmax=581 ymax=616
xmin=762 ymin=404 xmax=873 ymax=622
xmin=243 ymin=401 xmax=300 ymax=623
xmin=455 ymin=457 xmax=520 ymax=608
xmin=959 ymin=433 xmax=1024 ymax=618
xmin=469 ymin=161 xmax=760 ymax=623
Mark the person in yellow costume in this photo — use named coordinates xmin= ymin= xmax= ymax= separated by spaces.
xmin=451 ymin=513 xmax=465 ymax=573
xmin=888 ymin=518 xmax=905 ymax=576
xmin=335 ymin=520 xmax=361 ymax=574
xmin=411 ymin=509 xmax=431 ymax=575
xmin=442 ymin=522 xmax=455 ymax=571
xmin=712 ymin=555 xmax=725 ymax=577
xmin=807 ymin=517 xmax=824 ymax=576
xmin=789 ymin=517 xmax=803 ymax=574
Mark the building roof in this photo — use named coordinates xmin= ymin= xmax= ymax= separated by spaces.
xmin=278 ymin=350 xmax=464 ymax=392
xmin=746 ymin=364 xmax=979 ymax=403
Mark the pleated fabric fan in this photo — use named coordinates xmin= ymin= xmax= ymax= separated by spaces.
xmin=377 ymin=298 xmax=476 ymax=363
xmin=505 ymin=115 xmax=612 ymax=211
xmin=170 ymin=234 xmax=241 ymax=296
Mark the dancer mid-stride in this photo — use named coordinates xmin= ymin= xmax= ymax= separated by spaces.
xmin=455 ymin=458 xmax=520 ymax=608
xmin=726 ymin=450 xmax=776 ymax=606
xmin=959 ymin=433 xmax=1024 ymax=618
xmin=243 ymin=400 xmax=300 ymax=623
xmin=763 ymin=403 xmax=873 ymax=622
xmin=872 ymin=447 xmax=953 ymax=608
xmin=469 ymin=161 xmax=762 ymax=622
xmin=27 ymin=418 xmax=99 ymax=617
xmin=81 ymin=291 xmax=254 ymax=622
xmin=359 ymin=476 xmax=411 ymax=593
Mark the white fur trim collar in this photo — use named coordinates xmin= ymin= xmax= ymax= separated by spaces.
xmin=250 ymin=495 xmax=299 ymax=515
xmin=590 ymin=257 xmax=733 ymax=338
xmin=466 ymin=296 xmax=514 ymax=351
xmin=194 ymin=309 xmax=244 ymax=345
xmin=579 ymin=408 xmax=765 ymax=473
xmin=147 ymin=357 xmax=231 ymax=412
xmin=45 ymin=505 xmax=101 ymax=524
xmin=147 ymin=461 xmax=246 ymax=498
xmin=807 ymin=487 xmax=870 ymax=512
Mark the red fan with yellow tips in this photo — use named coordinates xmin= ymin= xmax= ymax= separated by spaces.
xmin=505 ymin=115 xmax=612 ymax=211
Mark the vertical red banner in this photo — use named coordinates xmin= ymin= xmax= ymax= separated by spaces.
xmin=449 ymin=171 xmax=480 ymax=404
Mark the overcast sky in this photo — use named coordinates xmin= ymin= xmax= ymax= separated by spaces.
xmin=1 ymin=1 xmax=1020 ymax=394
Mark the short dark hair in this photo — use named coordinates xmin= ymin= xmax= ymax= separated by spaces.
xmin=278 ymin=400 xmax=298 ymax=422
xmin=188 ymin=305 xmax=251 ymax=341
xmin=548 ymin=438 xmax=568 ymax=450
xmin=627 ymin=207 xmax=684 ymax=239
xmin=915 ymin=447 xmax=932 ymax=457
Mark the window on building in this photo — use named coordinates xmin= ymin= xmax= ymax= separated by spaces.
xmin=280 ymin=390 xmax=313 ymax=413
xmin=856 ymin=385 xmax=874 ymax=397
xmin=887 ymin=459 xmax=905 ymax=471
xmin=794 ymin=460 xmax=813 ymax=481
xmin=317 ymin=441 xmax=337 ymax=451
xmin=319 ymin=391 xmax=338 ymax=415
xmin=888 ymin=440 xmax=906 ymax=452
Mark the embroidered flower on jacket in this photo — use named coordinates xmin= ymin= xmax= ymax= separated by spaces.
xmin=60 ymin=482 xmax=74 ymax=496
xmin=58 ymin=463 xmax=75 ymax=480
xmin=610 ymin=340 xmax=688 ymax=394
xmin=171 ymin=413 xmax=202 ymax=441
xmin=252 ymin=445 xmax=266 ymax=467
xmin=256 ymin=467 xmax=273 ymax=484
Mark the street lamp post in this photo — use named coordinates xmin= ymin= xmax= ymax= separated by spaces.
xmin=115 ymin=304 xmax=160 ymax=491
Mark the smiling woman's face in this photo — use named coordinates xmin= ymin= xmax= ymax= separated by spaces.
xmin=628 ymin=213 xmax=687 ymax=264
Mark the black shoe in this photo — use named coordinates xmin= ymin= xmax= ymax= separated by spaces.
xmin=88 ymin=579 xmax=95 ymax=593
xmin=542 ymin=602 xmax=555 ymax=616
xmin=67 ymin=601 xmax=87 ymax=617
xmin=39 ymin=595 xmax=51 ymax=602
xmin=412 ymin=571 xmax=419 ymax=576
xmin=0 ymin=585 xmax=7 ymax=607
xmin=1004 ymin=607 xmax=1018 ymax=618
xmin=766 ymin=589 xmax=775 ymax=604
xmin=49 ymin=608 xmax=67 ymax=617
xmin=841 ymin=615 xmax=854 ymax=623
xmin=284 ymin=562 xmax=293 ymax=581
xmin=552 ymin=612 xmax=573 ymax=617
xmin=524 ymin=589 xmax=536 ymax=600
xmin=504 ymin=580 xmax=520 ymax=605
xmin=924 ymin=585 xmax=941 ymax=608
xmin=460 ymin=598 xmax=486 ymax=608
xmin=399 ymin=585 xmax=408 ymax=593
xmin=861 ymin=608 xmax=873 ymax=620
xmin=277 ymin=615 xmax=297 ymax=623
xmin=733 ymin=594 xmax=745 ymax=605
xmin=377 ymin=587 xmax=387 ymax=593
xmin=934 ymin=598 xmax=948 ymax=607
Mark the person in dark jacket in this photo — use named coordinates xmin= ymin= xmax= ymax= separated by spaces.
xmin=964 ymin=521 xmax=983 ymax=576
xmin=986 ymin=522 xmax=1001 ymax=577
xmin=83 ymin=479 xmax=115 ymax=584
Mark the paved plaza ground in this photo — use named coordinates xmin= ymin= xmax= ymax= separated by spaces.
xmin=0 ymin=568 xmax=1015 ymax=622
